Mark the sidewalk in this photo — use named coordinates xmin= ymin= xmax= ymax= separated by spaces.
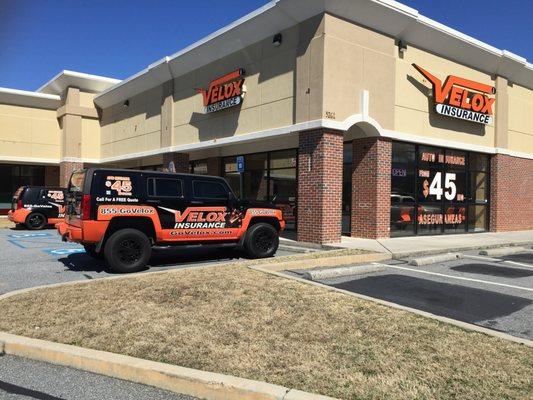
xmin=339 ymin=230 xmax=533 ymax=257
xmin=282 ymin=230 xmax=533 ymax=257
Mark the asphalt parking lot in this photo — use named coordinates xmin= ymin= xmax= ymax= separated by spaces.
xmin=314 ymin=248 xmax=533 ymax=340
xmin=0 ymin=355 xmax=195 ymax=400
xmin=0 ymin=226 xmax=300 ymax=295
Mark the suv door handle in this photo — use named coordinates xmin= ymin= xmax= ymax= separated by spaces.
xmin=147 ymin=199 xmax=160 ymax=204
xmin=190 ymin=200 xmax=203 ymax=205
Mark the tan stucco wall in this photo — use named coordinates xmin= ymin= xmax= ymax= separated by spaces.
xmin=395 ymin=45 xmax=496 ymax=148
xmin=322 ymin=14 xmax=396 ymax=129
xmin=171 ymin=22 xmax=305 ymax=147
xmin=0 ymin=104 xmax=60 ymax=160
xmin=79 ymin=91 xmax=96 ymax=108
xmin=100 ymin=86 xmax=162 ymax=158
xmin=508 ymin=83 xmax=533 ymax=154
xmin=81 ymin=118 xmax=101 ymax=159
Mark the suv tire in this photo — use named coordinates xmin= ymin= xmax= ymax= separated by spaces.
xmin=104 ymin=229 xmax=151 ymax=273
xmin=244 ymin=223 xmax=279 ymax=259
xmin=25 ymin=212 xmax=47 ymax=230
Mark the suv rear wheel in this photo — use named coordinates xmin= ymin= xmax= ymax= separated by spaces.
xmin=244 ymin=223 xmax=279 ymax=259
xmin=104 ymin=229 xmax=152 ymax=273
xmin=25 ymin=212 xmax=47 ymax=230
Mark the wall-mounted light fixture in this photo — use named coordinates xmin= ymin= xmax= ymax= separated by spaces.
xmin=398 ymin=40 xmax=407 ymax=56
xmin=123 ymin=100 xmax=130 ymax=108
xmin=272 ymin=33 xmax=282 ymax=47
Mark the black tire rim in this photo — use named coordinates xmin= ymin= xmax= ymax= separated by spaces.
xmin=254 ymin=230 xmax=276 ymax=253
xmin=117 ymin=238 xmax=142 ymax=264
xmin=28 ymin=214 xmax=45 ymax=228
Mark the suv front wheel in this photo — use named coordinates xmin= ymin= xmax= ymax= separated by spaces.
xmin=244 ymin=223 xmax=279 ymax=259
xmin=104 ymin=229 xmax=152 ymax=273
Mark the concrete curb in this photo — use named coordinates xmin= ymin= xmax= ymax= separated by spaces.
xmin=302 ymin=264 xmax=386 ymax=280
xmin=249 ymin=266 xmax=533 ymax=348
xmin=409 ymin=253 xmax=462 ymax=266
xmin=0 ymin=332 xmax=336 ymax=400
xmin=278 ymin=244 xmax=317 ymax=254
xmin=256 ymin=253 xmax=391 ymax=272
xmin=479 ymin=247 xmax=531 ymax=257
xmin=391 ymin=240 xmax=533 ymax=259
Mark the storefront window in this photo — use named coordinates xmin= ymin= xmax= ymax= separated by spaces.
xmin=467 ymin=152 xmax=489 ymax=232
xmin=222 ymin=150 xmax=298 ymax=230
xmin=269 ymin=150 xmax=297 ymax=230
xmin=468 ymin=205 xmax=487 ymax=232
xmin=190 ymin=159 xmax=208 ymax=174
xmin=391 ymin=142 xmax=489 ymax=236
xmin=0 ymin=164 xmax=45 ymax=212
xmin=342 ymin=142 xmax=353 ymax=234
xmin=390 ymin=142 xmax=416 ymax=236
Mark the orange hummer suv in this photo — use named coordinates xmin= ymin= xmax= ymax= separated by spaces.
xmin=57 ymin=168 xmax=285 ymax=273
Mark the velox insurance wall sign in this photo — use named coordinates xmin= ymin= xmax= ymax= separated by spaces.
xmin=196 ymin=69 xmax=246 ymax=113
xmin=412 ymin=64 xmax=496 ymax=125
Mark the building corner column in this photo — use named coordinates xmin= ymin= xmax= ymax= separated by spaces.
xmin=489 ymin=76 xmax=510 ymax=232
xmin=351 ymin=136 xmax=391 ymax=239
xmin=297 ymin=129 xmax=343 ymax=244
xmin=161 ymin=80 xmax=174 ymax=149
xmin=494 ymin=76 xmax=509 ymax=149
xmin=59 ymin=161 xmax=84 ymax=187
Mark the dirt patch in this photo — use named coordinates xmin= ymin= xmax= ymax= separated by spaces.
xmin=0 ymin=264 xmax=531 ymax=399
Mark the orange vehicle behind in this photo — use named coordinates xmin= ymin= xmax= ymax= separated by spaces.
xmin=58 ymin=168 xmax=285 ymax=273
xmin=8 ymin=186 xmax=66 ymax=230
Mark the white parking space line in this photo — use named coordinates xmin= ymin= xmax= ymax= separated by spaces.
xmin=463 ymin=254 xmax=533 ymax=269
xmin=463 ymin=254 xmax=501 ymax=262
xmin=372 ymin=263 xmax=533 ymax=293
xmin=504 ymin=260 xmax=533 ymax=269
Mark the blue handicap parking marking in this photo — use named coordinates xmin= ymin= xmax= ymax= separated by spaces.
xmin=7 ymin=239 xmax=27 ymax=249
xmin=8 ymin=233 xmax=50 ymax=238
xmin=43 ymin=248 xmax=85 ymax=256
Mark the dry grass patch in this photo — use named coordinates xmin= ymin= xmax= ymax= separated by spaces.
xmin=0 ymin=219 xmax=14 ymax=229
xmin=0 ymin=264 xmax=531 ymax=399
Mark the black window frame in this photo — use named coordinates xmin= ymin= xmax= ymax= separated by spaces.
xmin=147 ymin=177 xmax=184 ymax=198
xmin=192 ymin=179 xmax=229 ymax=200
xmin=390 ymin=141 xmax=490 ymax=237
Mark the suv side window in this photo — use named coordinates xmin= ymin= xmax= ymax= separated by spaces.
xmin=192 ymin=180 xmax=228 ymax=199
xmin=148 ymin=178 xmax=183 ymax=197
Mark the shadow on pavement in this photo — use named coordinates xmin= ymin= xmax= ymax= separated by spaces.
xmin=501 ymin=253 xmax=533 ymax=264
xmin=58 ymin=246 xmax=243 ymax=274
xmin=334 ymin=274 xmax=532 ymax=323
xmin=451 ymin=263 xmax=533 ymax=278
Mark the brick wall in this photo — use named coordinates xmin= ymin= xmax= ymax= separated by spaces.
xmin=59 ymin=161 xmax=84 ymax=188
xmin=490 ymin=153 xmax=533 ymax=232
xmin=297 ymin=129 xmax=343 ymax=244
xmin=351 ymin=137 xmax=391 ymax=238
xmin=163 ymin=152 xmax=189 ymax=173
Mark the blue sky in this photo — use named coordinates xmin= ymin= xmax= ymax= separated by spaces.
xmin=0 ymin=0 xmax=531 ymax=91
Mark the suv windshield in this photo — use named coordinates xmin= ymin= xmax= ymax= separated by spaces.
xmin=69 ymin=171 xmax=86 ymax=192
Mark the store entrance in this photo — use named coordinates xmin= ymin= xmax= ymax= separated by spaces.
xmin=342 ymin=142 xmax=352 ymax=235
